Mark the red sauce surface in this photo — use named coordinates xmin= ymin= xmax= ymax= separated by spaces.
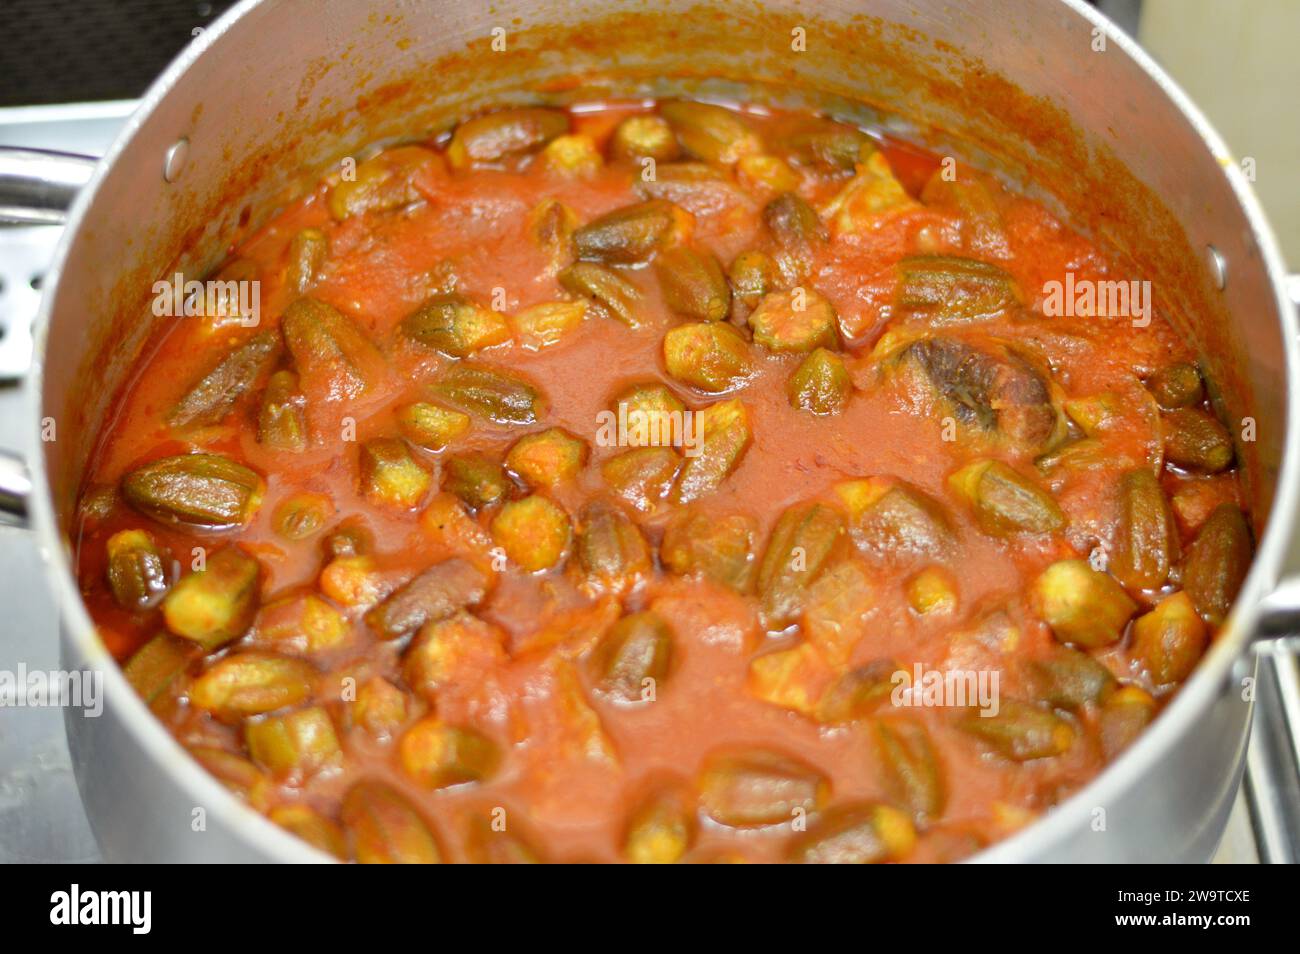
xmin=74 ymin=101 xmax=1248 ymax=863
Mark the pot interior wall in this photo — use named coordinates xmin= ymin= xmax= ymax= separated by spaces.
xmin=44 ymin=0 xmax=1283 ymax=548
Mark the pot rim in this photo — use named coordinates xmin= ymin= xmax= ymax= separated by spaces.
xmin=26 ymin=0 xmax=1300 ymax=863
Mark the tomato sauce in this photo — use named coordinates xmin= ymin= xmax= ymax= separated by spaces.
xmin=73 ymin=101 xmax=1251 ymax=863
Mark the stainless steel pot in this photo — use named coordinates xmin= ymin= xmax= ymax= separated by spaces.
xmin=1 ymin=0 xmax=1297 ymax=862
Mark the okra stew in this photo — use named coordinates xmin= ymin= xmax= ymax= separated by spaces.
xmin=76 ymin=100 xmax=1253 ymax=863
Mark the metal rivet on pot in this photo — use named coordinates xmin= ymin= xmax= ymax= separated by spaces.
xmin=163 ymin=138 xmax=189 ymax=183
xmin=1206 ymin=244 xmax=1227 ymax=291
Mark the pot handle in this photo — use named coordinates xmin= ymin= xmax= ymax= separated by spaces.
xmin=0 ymin=449 xmax=30 ymax=525
xmin=0 ymin=147 xmax=97 ymax=383
xmin=1242 ymin=274 xmax=1300 ymax=863
xmin=0 ymin=148 xmax=97 ymax=225
xmin=1254 ymin=272 xmax=1300 ymax=646
xmin=0 ymin=148 xmax=97 ymax=526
